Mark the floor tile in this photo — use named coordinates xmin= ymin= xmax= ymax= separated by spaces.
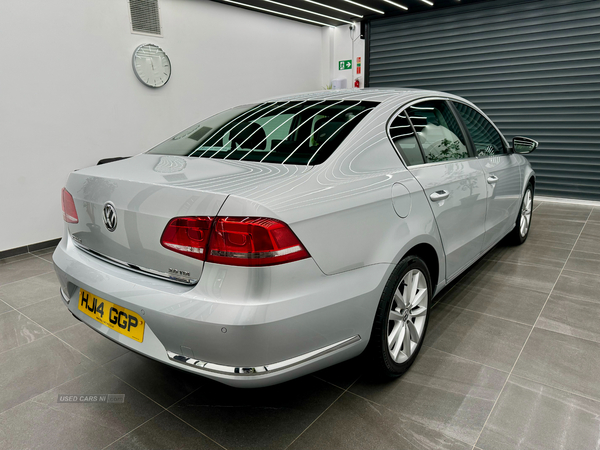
xmin=564 ymin=250 xmax=600 ymax=276
xmin=0 ymin=400 xmax=115 ymax=450
xmin=574 ymin=235 xmax=600 ymax=255
xmin=533 ymin=203 xmax=592 ymax=221
xmin=31 ymin=248 xmax=55 ymax=263
xmin=31 ymin=247 xmax=57 ymax=257
xmin=311 ymin=354 xmax=364 ymax=390
xmin=438 ymin=278 xmax=548 ymax=325
xmin=0 ymin=310 xmax=48 ymax=353
xmin=529 ymin=217 xmax=585 ymax=236
xmin=55 ymin=322 xmax=129 ymax=365
xmin=0 ymin=272 xmax=60 ymax=309
xmin=169 ymin=376 xmax=342 ymax=450
xmin=526 ymin=227 xmax=578 ymax=250
xmin=537 ymin=293 xmax=600 ymax=344
xmin=32 ymin=367 xmax=164 ymax=436
xmin=0 ymin=256 xmax=54 ymax=287
xmin=553 ymin=269 xmax=600 ymax=303
xmin=104 ymin=351 xmax=203 ymax=408
xmin=580 ymin=221 xmax=600 ymax=238
xmin=513 ymin=328 xmax=600 ymax=402
xmin=104 ymin=411 xmax=222 ymax=450
xmin=424 ymin=304 xmax=531 ymax=372
xmin=456 ymin=259 xmax=561 ymax=296
xmin=18 ymin=295 xmax=78 ymax=333
xmin=573 ymin=222 xmax=600 ymax=254
xmin=288 ymin=392 xmax=472 ymax=450
xmin=36 ymin=253 xmax=54 ymax=263
xmin=351 ymin=347 xmax=507 ymax=445
xmin=0 ymin=336 xmax=96 ymax=413
xmin=484 ymin=242 xmax=570 ymax=269
xmin=588 ymin=208 xmax=600 ymax=223
xmin=0 ymin=300 xmax=12 ymax=315
xmin=477 ymin=375 xmax=600 ymax=450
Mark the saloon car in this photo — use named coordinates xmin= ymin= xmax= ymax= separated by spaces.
xmin=53 ymin=88 xmax=537 ymax=387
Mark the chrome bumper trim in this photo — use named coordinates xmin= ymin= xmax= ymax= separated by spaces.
xmin=167 ymin=335 xmax=361 ymax=376
xmin=73 ymin=241 xmax=198 ymax=285
xmin=60 ymin=287 xmax=70 ymax=304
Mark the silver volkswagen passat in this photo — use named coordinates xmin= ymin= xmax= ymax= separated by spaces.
xmin=53 ymin=88 xmax=537 ymax=387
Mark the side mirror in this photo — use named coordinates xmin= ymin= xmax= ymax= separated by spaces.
xmin=512 ymin=136 xmax=538 ymax=154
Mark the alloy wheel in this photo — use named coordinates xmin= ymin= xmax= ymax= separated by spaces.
xmin=386 ymin=269 xmax=428 ymax=363
xmin=520 ymin=189 xmax=532 ymax=237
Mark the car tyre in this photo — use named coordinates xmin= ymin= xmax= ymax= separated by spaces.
xmin=506 ymin=182 xmax=533 ymax=245
xmin=367 ymin=255 xmax=431 ymax=378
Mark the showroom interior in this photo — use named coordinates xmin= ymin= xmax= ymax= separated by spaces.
xmin=1 ymin=0 xmax=599 ymax=448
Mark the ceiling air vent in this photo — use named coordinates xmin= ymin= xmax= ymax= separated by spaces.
xmin=129 ymin=0 xmax=162 ymax=36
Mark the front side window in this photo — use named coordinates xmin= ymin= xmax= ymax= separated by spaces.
xmin=147 ymin=100 xmax=378 ymax=165
xmin=407 ymin=101 xmax=470 ymax=163
xmin=453 ymin=102 xmax=506 ymax=157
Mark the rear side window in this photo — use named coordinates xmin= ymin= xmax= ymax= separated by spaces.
xmin=407 ymin=101 xmax=470 ymax=163
xmin=389 ymin=112 xmax=424 ymax=166
xmin=453 ymin=102 xmax=506 ymax=156
xmin=147 ymin=101 xmax=378 ymax=165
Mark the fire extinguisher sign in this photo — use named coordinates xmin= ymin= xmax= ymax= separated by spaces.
xmin=356 ymin=57 xmax=361 ymax=75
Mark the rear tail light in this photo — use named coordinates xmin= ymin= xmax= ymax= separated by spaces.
xmin=207 ymin=217 xmax=310 ymax=266
xmin=160 ymin=216 xmax=309 ymax=266
xmin=160 ymin=217 xmax=213 ymax=260
xmin=61 ymin=188 xmax=78 ymax=223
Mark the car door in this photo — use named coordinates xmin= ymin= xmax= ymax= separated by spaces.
xmin=390 ymin=100 xmax=487 ymax=280
xmin=452 ymin=102 xmax=522 ymax=251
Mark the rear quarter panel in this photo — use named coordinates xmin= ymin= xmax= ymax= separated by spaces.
xmin=222 ymin=96 xmax=446 ymax=289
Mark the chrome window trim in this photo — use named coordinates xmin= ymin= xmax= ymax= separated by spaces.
xmin=73 ymin=240 xmax=198 ymax=285
xmin=385 ymin=96 xmax=510 ymax=168
xmin=167 ymin=334 xmax=361 ymax=376
xmin=386 ymin=96 xmax=478 ymax=169
xmin=402 ymin=155 xmax=480 ymax=170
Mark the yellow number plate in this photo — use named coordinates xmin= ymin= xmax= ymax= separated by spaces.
xmin=78 ymin=289 xmax=145 ymax=343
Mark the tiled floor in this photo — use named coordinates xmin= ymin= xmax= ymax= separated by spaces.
xmin=0 ymin=201 xmax=599 ymax=450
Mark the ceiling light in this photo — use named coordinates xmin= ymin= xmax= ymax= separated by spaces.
xmin=302 ymin=0 xmax=363 ymax=18
xmin=343 ymin=0 xmax=384 ymax=14
xmin=222 ymin=0 xmax=333 ymax=26
xmin=260 ymin=0 xmax=353 ymax=23
xmin=383 ymin=0 xmax=407 ymax=10
xmin=420 ymin=0 xmax=434 ymax=5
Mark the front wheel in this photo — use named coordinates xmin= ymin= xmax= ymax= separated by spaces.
xmin=367 ymin=256 xmax=431 ymax=377
xmin=507 ymin=183 xmax=533 ymax=245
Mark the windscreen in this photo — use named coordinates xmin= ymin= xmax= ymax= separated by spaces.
xmin=147 ymin=100 xmax=378 ymax=165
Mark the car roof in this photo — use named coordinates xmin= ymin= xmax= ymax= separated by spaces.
xmin=264 ymin=87 xmax=454 ymax=104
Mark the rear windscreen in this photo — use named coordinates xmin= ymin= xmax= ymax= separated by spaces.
xmin=147 ymin=100 xmax=378 ymax=165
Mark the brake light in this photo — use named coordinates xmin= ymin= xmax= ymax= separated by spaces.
xmin=160 ymin=216 xmax=310 ymax=266
xmin=160 ymin=217 xmax=213 ymax=260
xmin=61 ymin=188 xmax=78 ymax=223
xmin=207 ymin=217 xmax=309 ymax=266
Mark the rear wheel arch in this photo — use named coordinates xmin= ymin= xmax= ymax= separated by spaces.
xmin=400 ymin=243 xmax=439 ymax=296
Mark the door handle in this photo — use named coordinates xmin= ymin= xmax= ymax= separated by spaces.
xmin=430 ymin=190 xmax=450 ymax=202
xmin=487 ymin=175 xmax=499 ymax=184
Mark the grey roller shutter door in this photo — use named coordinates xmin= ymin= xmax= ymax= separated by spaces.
xmin=367 ymin=0 xmax=600 ymax=201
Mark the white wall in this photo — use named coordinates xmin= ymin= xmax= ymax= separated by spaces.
xmin=329 ymin=24 xmax=365 ymax=89
xmin=0 ymin=0 xmax=325 ymax=251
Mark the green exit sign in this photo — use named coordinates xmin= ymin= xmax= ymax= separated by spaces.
xmin=338 ymin=60 xmax=352 ymax=70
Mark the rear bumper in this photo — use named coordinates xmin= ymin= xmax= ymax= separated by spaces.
xmin=53 ymin=233 xmax=391 ymax=387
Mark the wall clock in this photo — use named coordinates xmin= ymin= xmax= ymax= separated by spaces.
xmin=132 ymin=43 xmax=171 ymax=88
